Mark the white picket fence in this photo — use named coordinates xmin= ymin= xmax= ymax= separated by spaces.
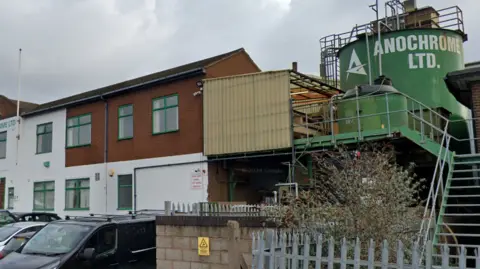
xmin=252 ymin=231 xmax=480 ymax=269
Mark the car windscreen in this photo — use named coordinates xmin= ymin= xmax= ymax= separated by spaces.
xmin=0 ymin=227 xmax=21 ymax=242
xmin=0 ymin=212 xmax=15 ymax=226
xmin=2 ymin=236 xmax=27 ymax=252
xmin=21 ymin=223 xmax=93 ymax=256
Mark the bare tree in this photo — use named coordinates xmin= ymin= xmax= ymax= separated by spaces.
xmin=267 ymin=143 xmax=425 ymax=249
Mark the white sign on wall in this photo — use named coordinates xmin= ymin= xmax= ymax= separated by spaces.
xmin=191 ymin=168 xmax=205 ymax=190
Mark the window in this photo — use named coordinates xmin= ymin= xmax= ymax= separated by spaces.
xmin=118 ymin=104 xmax=133 ymax=140
xmin=65 ymin=178 xmax=90 ymax=210
xmin=0 ymin=132 xmax=6 ymax=159
xmin=7 ymin=187 xmax=14 ymax=209
xmin=85 ymin=226 xmax=116 ymax=254
xmin=36 ymin=123 xmax=53 ymax=154
xmin=117 ymin=175 xmax=132 ymax=210
xmin=66 ymin=114 xmax=91 ymax=148
xmin=33 ymin=181 xmax=55 ymax=211
xmin=152 ymin=95 xmax=178 ymax=134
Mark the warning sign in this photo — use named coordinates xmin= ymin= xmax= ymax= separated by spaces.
xmin=191 ymin=169 xmax=204 ymax=190
xmin=197 ymin=237 xmax=210 ymax=256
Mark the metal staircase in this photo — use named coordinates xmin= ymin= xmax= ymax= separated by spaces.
xmin=292 ymin=89 xmax=480 ymax=261
xmin=432 ymin=153 xmax=480 ymax=260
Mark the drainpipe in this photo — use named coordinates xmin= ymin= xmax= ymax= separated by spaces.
xmin=101 ymin=96 xmax=109 ymax=213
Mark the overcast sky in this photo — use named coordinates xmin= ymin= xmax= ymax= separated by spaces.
xmin=0 ymin=0 xmax=478 ymax=104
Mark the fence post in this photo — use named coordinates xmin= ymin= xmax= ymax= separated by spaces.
xmin=164 ymin=201 xmax=171 ymax=216
xmin=227 ymin=221 xmax=240 ymax=269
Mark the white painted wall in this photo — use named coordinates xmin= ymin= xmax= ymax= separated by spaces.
xmin=1 ymin=108 xmax=209 ymax=218
xmin=9 ymin=110 xmax=67 ymax=213
xmin=0 ymin=116 xmax=20 ymax=206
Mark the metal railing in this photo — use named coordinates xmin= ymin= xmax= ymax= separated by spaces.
xmin=252 ymin=231 xmax=479 ymax=269
xmin=320 ymin=5 xmax=465 ymax=88
xmin=292 ymin=90 xmax=479 ymax=262
xmin=152 ymin=201 xmax=273 ymax=217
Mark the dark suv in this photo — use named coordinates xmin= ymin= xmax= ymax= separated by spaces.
xmin=0 ymin=214 xmax=156 ymax=269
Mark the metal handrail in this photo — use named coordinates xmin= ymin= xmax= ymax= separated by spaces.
xmin=294 ymin=90 xmax=471 ymax=262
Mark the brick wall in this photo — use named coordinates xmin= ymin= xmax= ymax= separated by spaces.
xmin=471 ymin=82 xmax=480 ymax=151
xmin=156 ymin=216 xmax=273 ymax=269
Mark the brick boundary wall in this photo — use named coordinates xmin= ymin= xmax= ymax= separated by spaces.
xmin=155 ymin=216 xmax=276 ymax=269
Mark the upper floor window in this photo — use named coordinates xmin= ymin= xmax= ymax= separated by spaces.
xmin=152 ymin=94 xmax=179 ymax=135
xmin=118 ymin=104 xmax=133 ymax=140
xmin=36 ymin=122 xmax=53 ymax=154
xmin=0 ymin=132 xmax=6 ymax=159
xmin=66 ymin=114 xmax=91 ymax=148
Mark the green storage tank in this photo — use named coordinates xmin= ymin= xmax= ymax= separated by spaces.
xmin=337 ymin=28 xmax=469 ymax=120
xmin=337 ymin=28 xmax=471 ymax=153
xmin=337 ymin=84 xmax=408 ymax=133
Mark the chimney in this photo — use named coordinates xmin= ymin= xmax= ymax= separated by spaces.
xmin=292 ymin=62 xmax=298 ymax=71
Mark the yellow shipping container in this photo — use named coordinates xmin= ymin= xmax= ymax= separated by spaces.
xmin=203 ymin=70 xmax=292 ymax=156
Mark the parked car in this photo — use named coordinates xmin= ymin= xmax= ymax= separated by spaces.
xmin=0 ymin=211 xmax=18 ymax=226
xmin=0 ymin=232 xmax=35 ymax=259
xmin=0 ymin=211 xmax=60 ymax=226
xmin=0 ymin=214 xmax=156 ymax=269
xmin=0 ymin=222 xmax=46 ymax=252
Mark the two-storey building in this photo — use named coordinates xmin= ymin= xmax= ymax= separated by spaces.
xmin=2 ymin=48 xmax=260 ymax=216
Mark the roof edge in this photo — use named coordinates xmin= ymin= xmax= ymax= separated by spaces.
xmin=204 ymin=48 xmax=261 ymax=72
xmin=22 ymin=67 xmax=205 ymax=117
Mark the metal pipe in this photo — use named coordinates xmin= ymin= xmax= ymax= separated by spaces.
xmin=101 ymin=96 xmax=109 ymax=213
xmin=365 ymin=25 xmax=372 ymax=85
xmin=355 ymin=88 xmax=362 ymax=140
xmin=289 ymin=98 xmax=296 ymax=183
xmin=377 ymin=21 xmax=383 ymax=76
xmin=385 ymin=93 xmax=391 ymax=135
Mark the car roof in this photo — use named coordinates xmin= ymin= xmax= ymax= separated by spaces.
xmin=4 ymin=222 xmax=47 ymax=228
xmin=12 ymin=212 xmax=59 ymax=216
xmin=59 ymin=214 xmax=155 ymax=227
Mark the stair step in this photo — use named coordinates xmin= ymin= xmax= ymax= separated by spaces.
xmin=451 ymin=177 xmax=480 ymax=181
xmin=433 ymin=243 xmax=480 ymax=248
xmin=453 ymin=169 xmax=480 ymax=173
xmin=444 ymin=204 xmax=480 ymax=207
xmin=441 ymin=213 xmax=480 ymax=217
xmin=455 ymin=154 xmax=480 ymax=158
xmin=449 ymin=185 xmax=480 ymax=189
xmin=437 ymin=233 xmax=480 ymax=237
xmin=454 ymin=160 xmax=480 ymax=165
xmin=448 ymin=194 xmax=480 ymax=198
xmin=443 ymin=223 xmax=480 ymax=227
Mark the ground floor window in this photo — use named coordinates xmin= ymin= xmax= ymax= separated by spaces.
xmin=33 ymin=181 xmax=55 ymax=211
xmin=65 ymin=178 xmax=90 ymax=210
xmin=117 ymin=174 xmax=132 ymax=210
xmin=7 ymin=187 xmax=14 ymax=209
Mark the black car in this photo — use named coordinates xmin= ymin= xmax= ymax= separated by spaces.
xmin=11 ymin=212 xmax=61 ymax=222
xmin=0 ymin=214 xmax=156 ymax=269
xmin=0 ymin=211 xmax=61 ymax=226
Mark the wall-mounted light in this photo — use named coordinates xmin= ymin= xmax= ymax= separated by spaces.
xmin=196 ymin=81 xmax=203 ymax=88
xmin=108 ymin=169 xmax=115 ymax=177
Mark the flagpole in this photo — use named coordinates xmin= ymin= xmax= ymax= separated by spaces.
xmin=16 ymin=48 xmax=22 ymax=118
xmin=15 ymin=48 xmax=22 ymax=166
